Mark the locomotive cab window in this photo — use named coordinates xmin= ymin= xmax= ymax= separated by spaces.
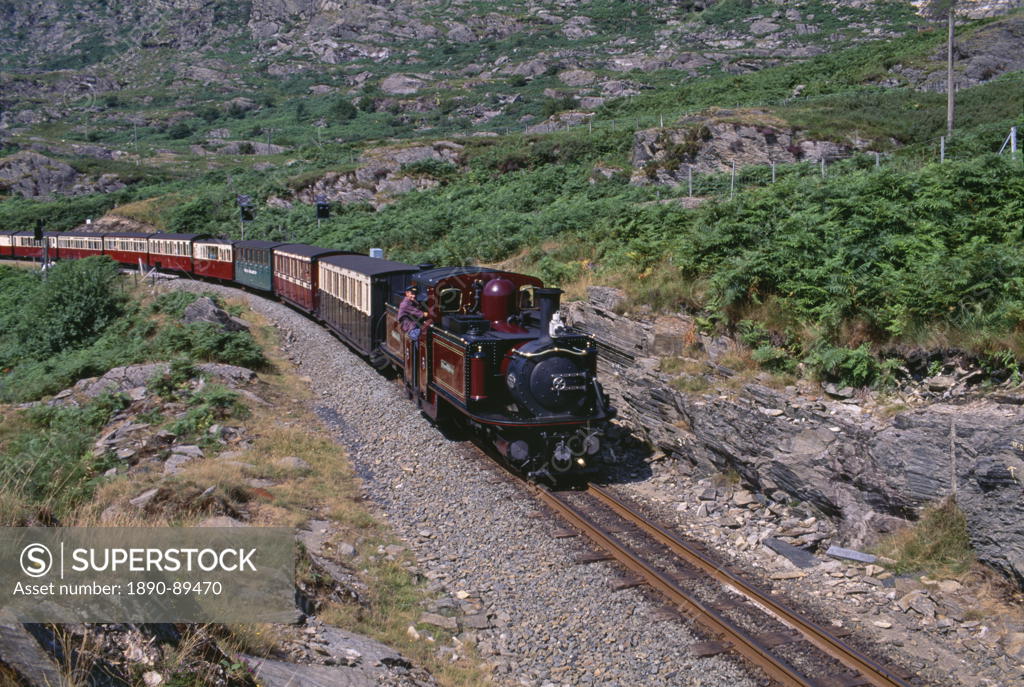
xmin=439 ymin=288 xmax=462 ymax=313
xmin=519 ymin=285 xmax=538 ymax=310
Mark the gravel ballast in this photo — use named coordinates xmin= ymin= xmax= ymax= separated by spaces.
xmin=171 ymin=281 xmax=758 ymax=687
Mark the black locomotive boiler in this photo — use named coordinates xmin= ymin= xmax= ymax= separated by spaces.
xmin=381 ymin=267 xmax=616 ymax=479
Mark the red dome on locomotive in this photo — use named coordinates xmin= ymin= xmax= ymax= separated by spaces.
xmin=481 ymin=277 xmax=516 ymax=324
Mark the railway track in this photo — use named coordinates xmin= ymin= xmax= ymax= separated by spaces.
xmin=530 ymin=482 xmax=917 ymax=687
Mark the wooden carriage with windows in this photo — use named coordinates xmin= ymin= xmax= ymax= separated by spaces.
xmin=103 ymin=233 xmax=150 ymax=266
xmin=0 ymin=231 xmax=14 ymax=258
xmin=11 ymin=231 xmax=50 ymax=259
xmin=272 ymin=244 xmax=355 ymax=313
xmin=315 ymin=254 xmax=417 ymax=361
xmin=234 ymin=240 xmax=281 ymax=292
xmin=56 ymin=232 xmax=105 ymax=260
xmin=193 ymin=238 xmax=235 ymax=281
xmin=148 ymin=233 xmax=209 ymax=272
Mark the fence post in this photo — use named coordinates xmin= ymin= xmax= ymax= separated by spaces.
xmin=875 ymin=151 xmax=880 ymax=168
xmin=820 ymin=157 xmax=826 ymax=179
xmin=1012 ymin=126 xmax=1018 ymax=160
xmin=660 ymin=114 xmax=664 ymax=128
xmin=730 ymin=160 xmax=736 ymax=199
xmin=688 ymin=165 xmax=692 ymax=198
xmin=940 ymin=135 xmax=945 ymax=163
xmin=771 ymin=161 xmax=776 ymax=183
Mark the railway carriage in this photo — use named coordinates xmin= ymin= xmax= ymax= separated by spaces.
xmin=0 ymin=231 xmax=14 ymax=258
xmin=315 ymin=254 xmax=417 ymax=362
xmin=103 ymin=233 xmax=150 ymax=267
xmin=12 ymin=231 xmax=49 ymax=260
xmin=272 ymin=244 xmax=354 ymax=313
xmin=193 ymin=238 xmax=235 ymax=281
xmin=148 ymin=233 xmax=209 ymax=273
xmin=56 ymin=232 xmax=105 ymax=261
xmin=234 ymin=240 xmax=281 ymax=292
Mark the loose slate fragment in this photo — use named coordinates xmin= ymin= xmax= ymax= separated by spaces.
xmin=612 ymin=576 xmax=645 ymax=591
xmin=809 ymin=672 xmax=871 ymax=687
xmin=755 ymin=631 xmax=802 ymax=648
xmin=763 ymin=537 xmax=819 ymax=569
xmin=691 ymin=640 xmax=731 ymax=657
xmin=825 ymin=545 xmax=877 ymax=564
xmin=575 ymin=552 xmax=613 ymax=564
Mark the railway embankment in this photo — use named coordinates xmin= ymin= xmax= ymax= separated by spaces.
xmin=0 ymin=292 xmax=446 ymax=687
xmin=566 ymin=287 xmax=1024 ymax=592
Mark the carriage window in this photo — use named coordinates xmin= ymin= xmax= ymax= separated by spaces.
xmin=439 ymin=288 xmax=462 ymax=313
xmin=519 ymin=286 xmax=537 ymax=310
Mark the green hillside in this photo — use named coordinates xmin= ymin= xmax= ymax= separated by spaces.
xmin=2 ymin=1 xmax=1024 ymax=387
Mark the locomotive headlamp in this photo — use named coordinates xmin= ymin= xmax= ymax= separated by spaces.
xmin=552 ymin=441 xmax=573 ymax=472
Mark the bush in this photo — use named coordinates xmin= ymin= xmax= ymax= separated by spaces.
xmin=541 ymin=96 xmax=577 ymax=118
xmin=0 ymin=257 xmax=125 ymax=365
xmin=805 ymin=343 xmax=878 ymax=387
xmin=148 ymin=357 xmax=201 ymax=400
xmin=332 ymin=97 xmax=358 ymax=121
xmin=167 ymin=384 xmax=249 ymax=439
xmin=149 ymin=290 xmax=201 ymax=317
xmin=153 ymin=323 xmax=266 ymax=369
xmin=168 ymin=122 xmax=193 ymax=140
xmin=0 ymin=393 xmax=128 ymax=519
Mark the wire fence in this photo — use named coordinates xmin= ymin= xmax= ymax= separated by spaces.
xmin=642 ymin=123 xmax=1021 ymax=203
xmin=408 ymin=72 xmax=1024 ymax=140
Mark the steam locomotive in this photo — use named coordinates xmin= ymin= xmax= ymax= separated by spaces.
xmin=0 ymin=230 xmax=615 ymax=479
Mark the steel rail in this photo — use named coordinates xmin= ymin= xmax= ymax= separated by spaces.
xmin=532 ymin=485 xmax=815 ymax=687
xmin=585 ymin=483 xmax=913 ymax=687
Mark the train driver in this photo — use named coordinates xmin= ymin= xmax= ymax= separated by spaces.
xmin=398 ymin=285 xmax=428 ymax=341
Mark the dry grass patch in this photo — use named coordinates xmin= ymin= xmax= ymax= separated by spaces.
xmin=874 ymin=498 xmax=975 ymax=578
xmin=107 ymin=194 xmax=182 ymax=228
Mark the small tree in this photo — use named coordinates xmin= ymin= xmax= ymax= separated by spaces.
xmin=331 ymin=97 xmax=357 ymax=121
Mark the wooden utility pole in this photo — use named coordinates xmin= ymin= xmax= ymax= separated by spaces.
xmin=946 ymin=5 xmax=955 ymax=135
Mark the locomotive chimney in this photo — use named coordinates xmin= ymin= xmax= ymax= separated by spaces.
xmin=535 ymin=287 xmax=562 ymax=333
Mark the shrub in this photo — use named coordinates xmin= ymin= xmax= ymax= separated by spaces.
xmin=1 ymin=257 xmax=125 ymax=365
xmin=167 ymin=384 xmax=249 ymax=439
xmin=153 ymin=323 xmax=266 ymax=369
xmin=805 ymin=343 xmax=878 ymax=387
xmin=751 ymin=345 xmax=797 ymax=374
xmin=332 ymin=97 xmax=358 ymax=121
xmin=149 ymin=290 xmax=201 ymax=317
xmin=168 ymin=122 xmax=193 ymax=140
xmin=0 ymin=393 xmax=128 ymax=519
xmin=541 ymin=96 xmax=577 ymax=118
xmin=148 ymin=357 xmax=201 ymax=400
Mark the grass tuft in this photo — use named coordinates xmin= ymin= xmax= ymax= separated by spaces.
xmin=875 ymin=498 xmax=975 ymax=577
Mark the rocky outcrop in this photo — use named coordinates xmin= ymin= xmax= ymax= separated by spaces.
xmin=0 ymin=150 xmax=124 ymax=198
xmin=565 ymin=288 xmax=1024 ymax=590
xmin=890 ymin=13 xmax=1024 ymax=91
xmin=292 ymin=140 xmax=464 ymax=209
xmin=911 ymin=0 xmax=1023 ymax=19
xmin=182 ymin=297 xmax=250 ymax=332
xmin=630 ymin=111 xmax=864 ymax=183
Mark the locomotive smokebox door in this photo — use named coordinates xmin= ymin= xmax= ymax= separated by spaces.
xmin=507 ymin=342 xmax=595 ymax=418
